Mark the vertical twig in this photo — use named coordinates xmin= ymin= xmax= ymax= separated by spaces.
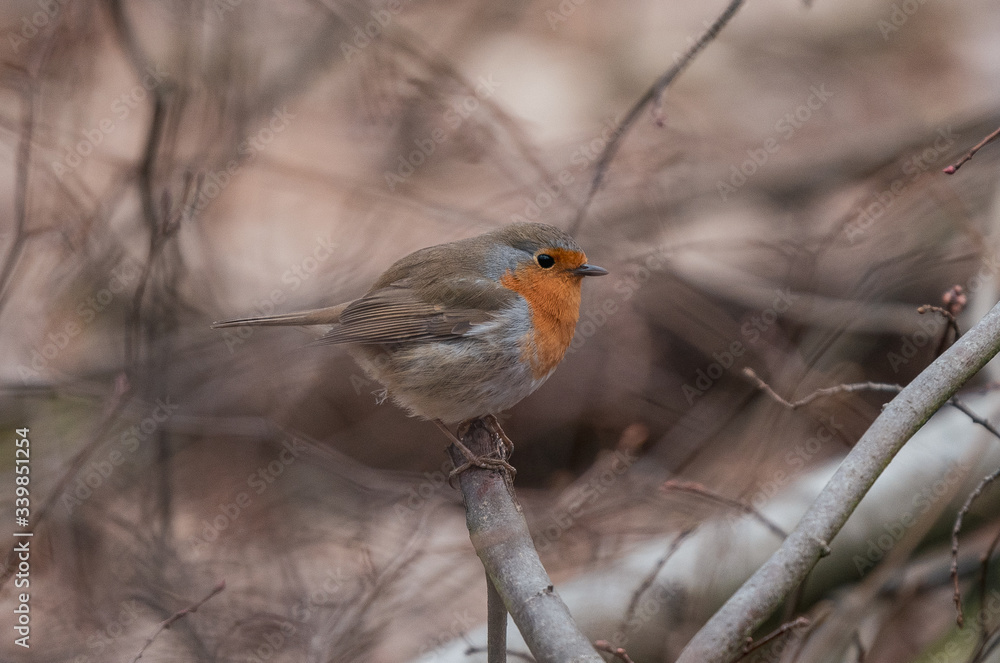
xmin=487 ymin=576 xmax=508 ymax=663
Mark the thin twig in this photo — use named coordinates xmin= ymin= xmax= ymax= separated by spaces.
xmin=743 ymin=368 xmax=1000 ymax=443
xmin=951 ymin=466 xmax=1000 ymax=628
xmin=742 ymin=367 xmax=901 ymax=409
xmin=973 ymin=526 xmax=1000 ymax=657
xmin=944 ymin=126 xmax=1000 ymax=174
xmin=593 ymin=640 xmax=635 ymax=663
xmin=733 ymin=616 xmax=810 ymax=662
xmin=661 ymin=481 xmax=787 ymax=539
xmin=616 ymin=527 xmax=696 ymax=643
xmin=570 ymin=0 xmax=747 ymax=234
xmin=919 ymin=304 xmax=961 ymax=356
xmin=487 ymin=576 xmax=508 ymax=663
xmin=130 ymin=580 xmax=225 ymax=663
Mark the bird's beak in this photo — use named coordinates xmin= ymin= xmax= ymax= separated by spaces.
xmin=571 ymin=263 xmax=609 ymax=277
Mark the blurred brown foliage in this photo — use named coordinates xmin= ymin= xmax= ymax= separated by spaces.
xmin=0 ymin=0 xmax=998 ymax=661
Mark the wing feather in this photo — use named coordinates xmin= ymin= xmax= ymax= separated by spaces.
xmin=313 ymin=286 xmax=498 ymax=345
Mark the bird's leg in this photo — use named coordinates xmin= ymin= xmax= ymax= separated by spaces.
xmin=482 ymin=414 xmax=514 ymax=457
xmin=434 ymin=419 xmax=516 ymax=479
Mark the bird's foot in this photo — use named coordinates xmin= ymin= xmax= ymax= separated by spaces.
xmin=435 ymin=419 xmax=516 ymax=480
xmin=482 ymin=414 xmax=514 ymax=456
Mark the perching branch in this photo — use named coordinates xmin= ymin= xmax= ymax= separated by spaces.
xmin=447 ymin=419 xmax=602 ymax=663
xmin=676 ymin=299 xmax=1000 ymax=663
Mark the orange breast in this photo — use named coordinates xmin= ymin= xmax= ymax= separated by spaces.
xmin=500 ymin=262 xmax=583 ymax=378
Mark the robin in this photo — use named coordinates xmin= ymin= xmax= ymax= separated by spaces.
xmin=212 ymin=222 xmax=607 ymax=474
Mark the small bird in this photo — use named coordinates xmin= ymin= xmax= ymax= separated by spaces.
xmin=213 ymin=222 xmax=607 ymax=473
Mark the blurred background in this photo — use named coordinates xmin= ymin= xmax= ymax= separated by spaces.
xmin=1 ymin=0 xmax=999 ymax=661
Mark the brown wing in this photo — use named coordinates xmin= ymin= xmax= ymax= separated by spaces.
xmin=313 ymin=286 xmax=496 ymax=345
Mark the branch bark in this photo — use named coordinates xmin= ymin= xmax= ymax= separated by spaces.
xmin=448 ymin=420 xmax=603 ymax=663
xmin=677 ymin=300 xmax=1000 ymax=663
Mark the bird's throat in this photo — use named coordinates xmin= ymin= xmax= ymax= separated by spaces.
xmin=500 ymin=267 xmax=582 ymax=378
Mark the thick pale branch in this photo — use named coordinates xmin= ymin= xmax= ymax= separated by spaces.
xmin=448 ymin=420 xmax=602 ymax=663
xmin=677 ymin=300 xmax=1000 ymax=663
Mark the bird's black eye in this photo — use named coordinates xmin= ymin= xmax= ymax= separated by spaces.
xmin=536 ymin=254 xmax=555 ymax=268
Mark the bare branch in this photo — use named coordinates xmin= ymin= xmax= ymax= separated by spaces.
xmin=130 ymin=580 xmax=225 ymax=663
xmin=487 ymin=576 xmax=508 ymax=663
xmin=571 ymin=0 xmax=747 ymax=234
xmin=743 ymin=368 xmax=1000 ymax=442
xmin=733 ymin=616 xmax=810 ymax=663
xmin=616 ymin=527 xmax=696 ymax=644
xmin=448 ymin=419 xmax=602 ymax=663
xmin=944 ymin=125 xmax=1000 ymax=174
xmin=742 ymin=367 xmax=901 ymax=409
xmin=919 ymin=304 xmax=961 ymax=356
xmin=677 ymin=300 xmax=1000 ymax=663
xmin=951 ymin=466 xmax=1000 ymax=627
xmin=593 ymin=640 xmax=636 ymax=663
xmin=661 ymin=481 xmax=787 ymax=539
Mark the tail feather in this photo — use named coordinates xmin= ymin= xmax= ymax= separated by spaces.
xmin=211 ymin=303 xmax=349 ymax=329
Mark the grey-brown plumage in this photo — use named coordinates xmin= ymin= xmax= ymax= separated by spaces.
xmin=212 ymin=223 xmax=607 ymax=422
